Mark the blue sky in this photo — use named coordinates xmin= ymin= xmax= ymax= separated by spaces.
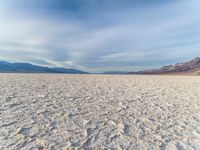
xmin=0 ymin=0 xmax=200 ymax=72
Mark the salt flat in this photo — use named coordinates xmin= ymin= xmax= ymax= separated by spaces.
xmin=0 ymin=74 xmax=200 ymax=150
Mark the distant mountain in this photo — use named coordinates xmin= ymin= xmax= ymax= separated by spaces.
xmin=102 ymin=71 xmax=128 ymax=74
xmin=129 ymin=57 xmax=200 ymax=75
xmin=0 ymin=61 xmax=88 ymax=74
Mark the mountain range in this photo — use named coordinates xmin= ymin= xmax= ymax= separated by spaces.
xmin=102 ymin=71 xmax=128 ymax=74
xmin=0 ymin=61 xmax=88 ymax=74
xmin=129 ymin=57 xmax=200 ymax=75
xmin=1 ymin=57 xmax=200 ymax=75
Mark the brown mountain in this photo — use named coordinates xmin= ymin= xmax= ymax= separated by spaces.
xmin=129 ymin=57 xmax=200 ymax=75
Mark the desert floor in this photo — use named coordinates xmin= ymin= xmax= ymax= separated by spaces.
xmin=0 ymin=74 xmax=200 ymax=150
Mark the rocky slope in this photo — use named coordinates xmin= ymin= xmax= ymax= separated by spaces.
xmin=129 ymin=57 xmax=200 ymax=75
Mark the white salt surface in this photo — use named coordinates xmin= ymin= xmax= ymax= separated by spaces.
xmin=0 ymin=74 xmax=200 ymax=150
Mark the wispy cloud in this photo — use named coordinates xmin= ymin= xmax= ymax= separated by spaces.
xmin=0 ymin=0 xmax=200 ymax=72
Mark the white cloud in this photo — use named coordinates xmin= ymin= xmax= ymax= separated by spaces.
xmin=0 ymin=0 xmax=200 ymax=72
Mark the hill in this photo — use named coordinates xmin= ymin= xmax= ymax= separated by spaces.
xmin=0 ymin=61 xmax=88 ymax=74
xmin=102 ymin=71 xmax=128 ymax=74
xmin=129 ymin=57 xmax=200 ymax=75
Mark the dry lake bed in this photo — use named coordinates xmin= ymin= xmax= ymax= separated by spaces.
xmin=0 ymin=74 xmax=200 ymax=150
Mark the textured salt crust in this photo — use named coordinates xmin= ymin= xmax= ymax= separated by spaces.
xmin=0 ymin=74 xmax=200 ymax=150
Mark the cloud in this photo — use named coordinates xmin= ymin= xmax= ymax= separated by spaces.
xmin=0 ymin=0 xmax=200 ymax=72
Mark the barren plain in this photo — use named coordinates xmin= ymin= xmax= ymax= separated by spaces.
xmin=0 ymin=74 xmax=200 ymax=150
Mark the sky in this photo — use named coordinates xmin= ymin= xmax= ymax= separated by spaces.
xmin=0 ymin=0 xmax=200 ymax=73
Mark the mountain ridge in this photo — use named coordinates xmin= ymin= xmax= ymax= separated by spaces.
xmin=0 ymin=60 xmax=88 ymax=74
xmin=102 ymin=71 xmax=128 ymax=74
xmin=129 ymin=57 xmax=200 ymax=75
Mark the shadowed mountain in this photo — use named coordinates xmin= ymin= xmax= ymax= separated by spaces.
xmin=129 ymin=57 xmax=200 ymax=75
xmin=0 ymin=61 xmax=88 ymax=74
xmin=102 ymin=71 xmax=128 ymax=74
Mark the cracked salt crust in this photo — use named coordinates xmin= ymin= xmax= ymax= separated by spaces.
xmin=0 ymin=74 xmax=200 ymax=149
